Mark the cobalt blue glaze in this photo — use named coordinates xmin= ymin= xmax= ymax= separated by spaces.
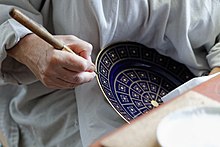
xmin=96 ymin=42 xmax=194 ymax=122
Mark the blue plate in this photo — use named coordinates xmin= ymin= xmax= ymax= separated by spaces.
xmin=96 ymin=42 xmax=194 ymax=123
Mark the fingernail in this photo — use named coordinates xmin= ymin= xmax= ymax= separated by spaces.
xmin=87 ymin=64 xmax=96 ymax=72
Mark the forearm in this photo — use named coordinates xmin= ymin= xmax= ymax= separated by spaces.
xmin=0 ymin=1 xmax=45 ymax=85
xmin=0 ymin=19 xmax=35 ymax=85
xmin=7 ymin=34 xmax=40 ymax=66
xmin=0 ymin=2 xmax=96 ymax=88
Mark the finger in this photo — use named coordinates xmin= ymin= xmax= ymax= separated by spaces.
xmin=43 ymin=76 xmax=80 ymax=89
xmin=55 ymin=35 xmax=93 ymax=60
xmin=58 ymin=50 xmax=95 ymax=72
xmin=86 ymin=55 xmax=93 ymax=63
xmin=51 ymin=71 xmax=95 ymax=89
xmin=56 ymin=78 xmax=81 ymax=88
xmin=55 ymin=67 xmax=78 ymax=83
xmin=60 ymin=71 xmax=96 ymax=84
xmin=68 ymin=43 xmax=93 ymax=60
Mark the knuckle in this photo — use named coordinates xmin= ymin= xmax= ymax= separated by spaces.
xmin=49 ymin=54 xmax=59 ymax=64
xmin=68 ymin=83 xmax=76 ymax=88
xmin=78 ymin=62 xmax=87 ymax=71
xmin=72 ymin=75 xmax=83 ymax=83
xmin=42 ymin=78 xmax=56 ymax=89
xmin=41 ymin=75 xmax=49 ymax=84
xmin=42 ymin=67 xmax=51 ymax=77
xmin=42 ymin=79 xmax=51 ymax=88
xmin=66 ymin=35 xmax=77 ymax=41
xmin=40 ymin=70 xmax=53 ymax=86
xmin=85 ymin=42 xmax=93 ymax=51
xmin=45 ymin=84 xmax=54 ymax=89
xmin=43 ymin=83 xmax=49 ymax=87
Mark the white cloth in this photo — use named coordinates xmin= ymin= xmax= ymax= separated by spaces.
xmin=0 ymin=0 xmax=220 ymax=147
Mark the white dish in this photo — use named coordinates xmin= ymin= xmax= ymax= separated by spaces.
xmin=156 ymin=106 xmax=220 ymax=147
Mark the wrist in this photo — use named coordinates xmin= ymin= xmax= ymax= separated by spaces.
xmin=7 ymin=33 xmax=35 ymax=64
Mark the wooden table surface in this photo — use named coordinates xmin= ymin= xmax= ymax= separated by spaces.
xmin=90 ymin=74 xmax=220 ymax=147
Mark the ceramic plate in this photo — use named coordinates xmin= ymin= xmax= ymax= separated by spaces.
xmin=156 ymin=106 xmax=220 ymax=147
xmin=96 ymin=42 xmax=194 ymax=123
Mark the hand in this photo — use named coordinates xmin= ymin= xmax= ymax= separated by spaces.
xmin=8 ymin=34 xmax=96 ymax=89
xmin=209 ymin=67 xmax=220 ymax=75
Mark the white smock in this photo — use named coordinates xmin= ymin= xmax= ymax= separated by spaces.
xmin=0 ymin=0 xmax=220 ymax=147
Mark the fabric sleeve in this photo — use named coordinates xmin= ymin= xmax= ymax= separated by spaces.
xmin=0 ymin=2 xmax=44 ymax=85
xmin=206 ymin=35 xmax=220 ymax=69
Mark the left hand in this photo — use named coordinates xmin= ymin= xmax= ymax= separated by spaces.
xmin=209 ymin=67 xmax=220 ymax=75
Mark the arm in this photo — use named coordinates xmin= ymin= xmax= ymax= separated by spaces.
xmin=0 ymin=1 xmax=44 ymax=85
xmin=0 ymin=1 xmax=95 ymax=88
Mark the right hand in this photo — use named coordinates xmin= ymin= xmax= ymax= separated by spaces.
xmin=7 ymin=34 xmax=96 ymax=89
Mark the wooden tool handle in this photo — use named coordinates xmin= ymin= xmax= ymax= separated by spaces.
xmin=9 ymin=8 xmax=71 ymax=52
xmin=9 ymin=8 xmax=97 ymax=74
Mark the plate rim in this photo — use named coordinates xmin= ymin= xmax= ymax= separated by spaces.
xmin=95 ymin=41 xmax=194 ymax=123
xmin=95 ymin=42 xmax=145 ymax=123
